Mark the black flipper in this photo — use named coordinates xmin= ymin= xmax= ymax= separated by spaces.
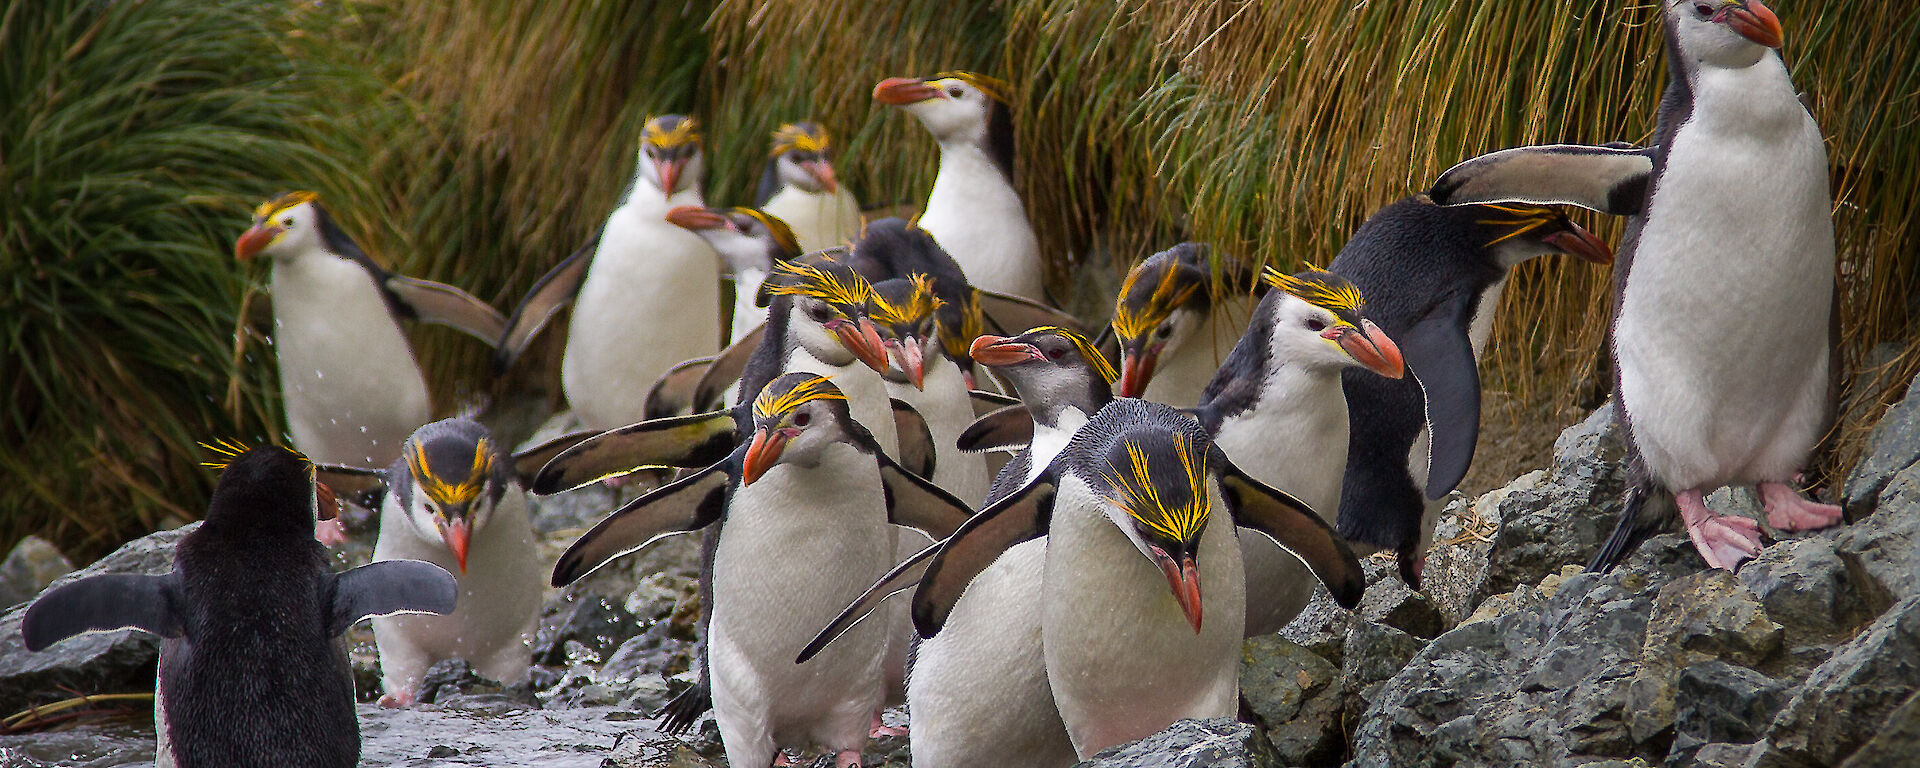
xmin=969 ymin=389 xmax=1020 ymax=417
xmin=1428 ymin=144 xmax=1654 ymax=216
xmin=797 ymin=542 xmax=939 ymax=664
xmin=877 ymin=453 xmax=976 ymax=538
xmin=383 ymin=275 xmax=508 ymax=346
xmin=657 ymin=679 xmax=712 ymax=735
xmin=22 ymin=574 xmax=184 ymax=651
xmin=328 ymin=560 xmax=459 ymax=636
xmin=496 ymin=233 xmax=598 ymax=372
xmin=551 ymin=461 xmax=733 ymax=586
xmin=1588 ymin=475 xmax=1675 ymax=572
xmin=891 ymin=399 xmax=937 ymax=480
xmin=692 ymin=324 xmax=767 ymax=411
xmin=1402 ymin=293 xmax=1482 ymax=500
xmin=976 ymin=290 xmax=1087 ymax=338
xmin=646 ymin=356 xmax=716 ymax=420
xmin=313 ymin=463 xmax=390 ymax=509
xmin=912 ymin=477 xmax=1056 ymax=637
xmin=1216 ymin=462 xmax=1367 ymax=609
xmin=530 ymin=412 xmax=740 ymax=496
xmin=957 ymin=405 xmax=1035 ymax=453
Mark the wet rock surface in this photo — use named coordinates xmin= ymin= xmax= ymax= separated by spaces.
xmin=1074 ymin=718 xmax=1279 ymax=768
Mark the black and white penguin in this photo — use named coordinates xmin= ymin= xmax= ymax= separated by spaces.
xmin=551 ymin=374 xmax=973 ymax=768
xmin=666 ymin=205 xmax=803 ymax=343
xmin=316 ymin=418 xmax=545 ymax=707
xmin=495 ymin=115 xmax=722 ymax=431
xmin=22 ymin=442 xmax=456 ymax=768
xmin=1106 ymin=243 xmax=1265 ymax=405
xmin=873 ymin=72 xmax=1047 ymax=303
xmin=757 ymin=122 xmax=863 ymax=253
xmin=809 ymin=399 xmax=1364 ymax=759
xmin=1196 ymin=267 xmax=1403 ymax=634
xmin=233 ymin=192 xmax=505 ymax=470
xmin=1430 ymin=0 xmax=1835 ymax=572
xmin=1327 ymin=197 xmax=1612 ymax=583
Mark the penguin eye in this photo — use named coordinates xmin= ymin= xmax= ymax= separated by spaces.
xmin=1046 ymin=345 xmax=1066 ymax=361
xmin=793 ymin=411 xmax=812 ymax=427
xmin=1154 ymin=324 xmax=1174 ymax=340
xmin=1306 ymin=318 xmax=1327 ymax=332
xmin=806 ymin=302 xmax=832 ymax=323
xmin=1693 ymin=3 xmax=1714 ymax=18
xmin=948 ymin=86 xmax=965 ymax=99
xmin=282 ymin=217 xmax=294 ymax=227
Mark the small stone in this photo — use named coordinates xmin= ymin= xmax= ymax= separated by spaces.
xmin=1842 ymin=370 xmax=1920 ymax=515
xmin=0 ymin=536 xmax=73 ymax=609
xmin=1342 ymin=620 xmax=1423 ymax=713
xmin=1072 ymin=718 xmax=1278 ymax=768
xmin=1838 ymin=688 xmax=1920 ymax=768
xmin=1238 ymin=635 xmax=1343 ymax=765
xmin=1358 ymin=575 xmax=1446 ymax=639
xmin=426 ymin=744 xmax=459 ymax=758
xmin=535 ymin=592 xmax=642 ymax=666
xmin=1664 ymin=661 xmax=1787 ymax=766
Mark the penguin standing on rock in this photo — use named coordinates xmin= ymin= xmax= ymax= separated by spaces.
xmin=1107 ymin=243 xmax=1264 ymax=405
xmin=496 ymin=115 xmax=722 ymax=431
xmin=316 ymin=419 xmax=547 ymax=707
xmin=1327 ymin=198 xmax=1612 ymax=584
xmin=551 ymin=374 xmax=974 ymax=768
xmin=1430 ymin=0 xmax=1837 ymax=572
xmin=874 ymin=72 xmax=1048 ymax=303
xmin=757 ymin=122 xmax=863 ymax=253
xmin=22 ymin=442 xmax=456 ymax=768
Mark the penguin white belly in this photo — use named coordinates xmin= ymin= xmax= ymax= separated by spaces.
xmin=762 ymin=186 xmax=863 ymax=254
xmin=1043 ymin=477 xmax=1244 ymax=758
xmin=784 ymin=348 xmax=900 ymax=459
xmin=918 ymin=147 xmax=1045 ymax=301
xmin=884 ymin=356 xmax=988 ymax=504
xmin=1211 ymin=369 xmax=1346 ymax=635
xmin=709 ymin=445 xmax=892 ymax=765
xmin=1026 ymin=411 xmax=1087 ymax=482
xmin=1144 ymin=307 xmax=1250 ymax=407
xmin=729 ymin=268 xmax=770 ymax=344
xmin=1615 ymin=63 xmax=1833 ymax=491
xmin=272 ymin=256 xmax=429 ymax=467
xmin=565 ymin=201 xmax=721 ymax=430
xmin=908 ymin=538 xmax=1076 ymax=768
xmin=371 ymin=493 xmax=540 ymax=692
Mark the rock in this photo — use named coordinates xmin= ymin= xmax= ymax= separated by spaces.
xmin=1238 ymin=634 xmax=1343 ymax=765
xmin=1665 ymin=661 xmax=1788 ymax=766
xmin=1472 ymin=404 xmax=1631 ymax=606
xmin=604 ymin=728 xmax=719 ymax=767
xmin=414 ymin=658 xmax=523 ymax=705
xmin=0 ymin=525 xmax=194 ymax=714
xmin=1279 ymin=586 xmax=1354 ymax=668
xmin=596 ymin=621 xmax=696 ymax=711
xmin=1424 ymin=489 xmax=1507 ymax=624
xmin=1763 ymin=595 xmax=1920 ymax=766
xmin=0 ymin=536 xmax=73 ymax=609
xmin=1738 ymin=535 xmax=1872 ymax=648
xmin=1341 ymin=619 xmax=1423 ymax=715
xmin=1689 ymin=742 xmax=1760 ymax=768
xmin=536 ymin=592 xmax=644 ymax=667
xmin=1625 ymin=571 xmax=1783 ymax=744
xmin=1831 ymin=464 xmax=1920 ymax=613
xmin=1842 ymin=371 xmax=1920 ymax=515
xmin=1358 ymin=574 xmax=1446 ymax=640
xmin=1838 ymin=688 xmax=1920 ymax=768
xmin=1073 ymin=718 xmax=1279 ymax=768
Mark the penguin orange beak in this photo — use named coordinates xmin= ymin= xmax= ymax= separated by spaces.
xmin=1117 ymin=345 xmax=1161 ymax=399
xmin=1544 ymin=224 xmax=1614 ymax=265
xmin=438 ymin=517 xmax=471 ymax=574
xmin=655 ymin=157 xmax=687 ymax=199
xmin=742 ymin=427 xmax=795 ymax=485
xmin=799 ymin=160 xmax=839 ymax=194
xmin=315 ymin=482 xmax=339 ymax=521
xmin=1331 ymin=321 xmax=1406 ymax=379
xmin=234 ymin=223 xmax=282 ymax=260
xmin=831 ymin=317 xmax=891 ymax=373
xmin=968 ymin=334 xmax=1041 ymax=367
xmin=665 ymin=206 xmax=726 ymax=231
xmin=888 ymin=338 xmax=927 ymax=390
xmin=1151 ymin=545 xmax=1204 ymax=633
xmin=1727 ymin=0 xmax=1784 ymax=49
xmin=873 ymin=77 xmax=941 ymax=106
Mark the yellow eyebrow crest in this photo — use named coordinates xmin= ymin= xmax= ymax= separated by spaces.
xmin=766 ymin=260 xmax=875 ymax=308
xmin=770 ymin=123 xmax=830 ymax=155
xmin=253 ymin=191 xmax=318 ymax=222
xmin=753 ymin=374 xmax=847 ymax=420
xmin=1100 ymin=436 xmax=1211 ymax=544
xmin=1262 ymin=265 xmax=1366 ymax=317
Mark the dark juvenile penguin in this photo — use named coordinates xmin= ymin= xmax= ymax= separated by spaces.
xmin=1107 ymin=243 xmax=1265 ymax=405
xmin=1429 ymin=0 xmax=1831 ymax=572
xmin=1328 ymin=198 xmax=1612 ymax=583
xmin=757 ymin=121 xmax=863 ymax=253
xmin=22 ymin=443 xmax=455 ymax=768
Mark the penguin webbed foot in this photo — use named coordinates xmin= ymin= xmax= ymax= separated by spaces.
xmin=867 ymin=711 xmax=907 ymax=738
xmin=377 ymin=689 xmax=415 ymax=708
xmin=1758 ymin=482 xmax=1843 ymax=532
xmin=314 ymin=517 xmax=349 ymax=547
xmin=1395 ymin=547 xmax=1424 ymax=590
xmin=1678 ymin=490 xmax=1763 ymax=571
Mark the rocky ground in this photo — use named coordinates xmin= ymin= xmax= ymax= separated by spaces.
xmin=4 ymin=373 xmax=1920 ymax=767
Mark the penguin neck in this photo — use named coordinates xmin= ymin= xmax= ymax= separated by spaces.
xmin=924 ymin=143 xmax=1025 ymax=227
xmin=1686 ymin=55 xmax=1802 ymax=137
xmin=621 ymin=179 xmax=704 ymax=218
xmin=1027 ymin=405 xmax=1089 ymax=481
xmin=729 ymin=268 xmax=771 ymax=343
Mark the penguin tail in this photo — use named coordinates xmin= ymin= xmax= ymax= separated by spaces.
xmin=655 ymin=679 xmax=712 ymax=735
xmin=1587 ymin=478 xmax=1673 ymax=572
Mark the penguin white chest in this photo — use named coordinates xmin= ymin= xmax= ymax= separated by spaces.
xmin=371 ymin=491 xmax=540 ymax=691
xmin=1615 ymin=61 xmax=1834 ymax=489
xmin=271 ymin=255 xmax=429 ymax=467
xmin=885 ymin=355 xmax=988 ymax=503
xmin=565 ymin=197 xmax=721 ymax=430
xmin=918 ymin=146 xmax=1045 ymax=300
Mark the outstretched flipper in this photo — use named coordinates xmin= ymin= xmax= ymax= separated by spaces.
xmin=646 ymin=356 xmax=716 ymax=420
xmin=892 ymin=399 xmax=938 ymax=480
xmin=958 ymin=405 xmax=1034 ymax=453
xmin=1429 ymin=144 xmax=1654 ymax=216
xmin=797 ymin=543 xmax=940 ymax=664
xmin=496 ymin=233 xmax=599 ymax=372
xmin=877 ymin=454 xmax=975 ymax=539
xmin=530 ymin=411 xmax=740 ymax=495
xmin=969 ymin=389 xmax=1019 ymax=417
xmin=1215 ymin=463 xmax=1366 ymax=609
xmin=913 ymin=477 xmax=1057 ymax=637
xmin=551 ymin=462 xmax=733 ymax=586
xmin=383 ymin=275 xmax=508 ymax=346
xmin=329 ymin=560 xmax=458 ymax=636
xmin=22 ymin=574 xmax=184 ymax=651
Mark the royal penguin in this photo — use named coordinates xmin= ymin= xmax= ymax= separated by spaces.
xmin=22 ymin=442 xmax=455 ymax=768
xmin=496 ymin=115 xmax=722 ymax=431
xmin=870 ymin=275 xmax=989 ymax=506
xmin=873 ymin=72 xmax=1047 ymax=303
xmin=667 ymin=205 xmax=803 ymax=343
xmin=1429 ymin=0 xmax=1835 ymax=572
xmin=1195 ymin=267 xmax=1404 ymax=635
xmin=316 ymin=418 xmax=545 ymax=707
xmin=1107 ymin=243 xmax=1265 ymax=405
xmin=757 ymin=122 xmax=863 ymax=253
xmin=809 ymin=399 xmax=1365 ymax=759
xmin=233 ymin=191 xmax=506 ymax=541
xmin=550 ymin=374 xmax=973 ymax=768
xmin=1326 ymin=198 xmax=1612 ymax=583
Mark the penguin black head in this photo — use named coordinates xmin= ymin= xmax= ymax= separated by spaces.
xmin=848 ymin=218 xmax=986 ymax=384
xmin=1261 ymin=267 xmax=1406 ymax=378
xmin=234 ymin=191 xmax=367 ymax=266
xmin=1460 ymin=202 xmax=1614 ymax=267
xmin=387 ymin=418 xmax=510 ymax=574
xmin=970 ymin=326 xmax=1116 ymax=427
xmin=638 ymin=114 xmax=705 ymax=198
xmin=762 ymin=260 xmax=890 ymax=373
xmin=742 ymin=373 xmax=861 ymax=484
xmin=873 ymin=71 xmax=1016 ymax=178
xmin=1668 ymin=0 xmax=1784 ymax=67
xmin=870 ymin=274 xmax=943 ymax=390
xmin=765 ymin=122 xmax=841 ymax=195
xmin=1110 ymin=243 xmax=1215 ymax=398
xmin=1086 ymin=421 xmax=1216 ymax=633
xmin=667 ymin=205 xmax=801 ymax=276
xmin=200 ymin=440 xmax=335 ymax=535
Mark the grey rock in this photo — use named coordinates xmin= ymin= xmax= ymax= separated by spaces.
xmin=1738 ymin=535 xmax=1871 ymax=648
xmin=1832 ymin=464 xmax=1920 ymax=614
xmin=603 ymin=727 xmax=718 ymax=768
xmin=1424 ymin=490 xmax=1507 ymax=625
xmin=1626 ymin=571 xmax=1782 ymax=744
xmin=1764 ymin=595 xmax=1920 ymax=766
xmin=1690 ymin=742 xmax=1760 ymax=768
xmin=1073 ymin=717 xmax=1278 ymax=768
xmin=1280 ymin=586 xmax=1354 ymax=668
xmin=1357 ymin=574 xmax=1446 ymax=640
xmin=1341 ymin=619 xmax=1423 ymax=715
xmin=1473 ymin=405 xmax=1631 ymax=606
xmin=1665 ymin=661 xmax=1787 ymax=766
xmin=1842 ymin=371 xmax=1920 ymax=515
xmin=536 ymin=592 xmax=644 ymax=667
xmin=1837 ymin=688 xmax=1920 ymax=768
xmin=0 ymin=525 xmax=195 ymax=714
xmin=0 ymin=536 xmax=74 ymax=609
xmin=1238 ymin=634 xmax=1343 ymax=765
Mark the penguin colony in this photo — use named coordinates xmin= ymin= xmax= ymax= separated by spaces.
xmin=19 ymin=5 xmax=1849 ymax=766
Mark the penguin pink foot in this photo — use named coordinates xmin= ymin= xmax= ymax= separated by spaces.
xmin=1758 ymin=482 xmax=1843 ymax=532
xmin=869 ymin=712 xmax=907 ymax=738
xmin=833 ymin=749 xmax=864 ymax=768
xmin=1677 ymin=489 xmax=1763 ymax=571
xmin=378 ymin=688 xmax=415 ymax=708
xmin=315 ymin=517 xmax=349 ymax=547
xmin=772 ymin=752 xmax=797 ymax=767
